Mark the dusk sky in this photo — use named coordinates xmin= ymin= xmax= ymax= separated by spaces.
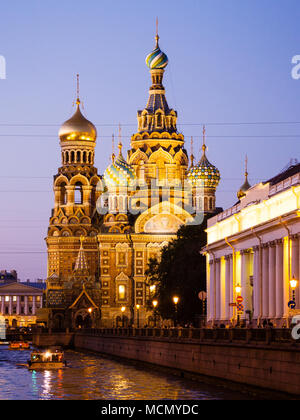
xmin=0 ymin=0 xmax=299 ymax=280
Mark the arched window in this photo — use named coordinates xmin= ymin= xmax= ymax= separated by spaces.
xmin=60 ymin=182 xmax=67 ymax=205
xmin=204 ymin=196 xmax=208 ymax=210
xmin=76 ymin=151 xmax=81 ymax=163
xmin=71 ymin=151 xmax=75 ymax=163
xmin=209 ymin=197 xmax=213 ymax=210
xmin=74 ymin=182 xmax=83 ymax=204
xmin=157 ymin=113 xmax=162 ymax=127
xmin=83 ymin=151 xmax=87 ymax=163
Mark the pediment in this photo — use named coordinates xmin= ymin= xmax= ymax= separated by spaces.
xmin=0 ymin=282 xmax=43 ymax=293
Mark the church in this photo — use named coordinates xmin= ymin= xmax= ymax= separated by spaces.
xmin=43 ymin=31 xmax=221 ymax=329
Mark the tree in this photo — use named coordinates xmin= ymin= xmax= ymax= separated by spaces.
xmin=145 ymin=218 xmax=208 ymax=325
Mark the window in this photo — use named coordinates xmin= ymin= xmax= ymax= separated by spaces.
xmin=74 ymin=182 xmax=83 ymax=204
xmin=118 ymin=285 xmax=126 ymax=300
xmin=13 ymin=296 xmax=17 ymax=302
xmin=5 ymin=296 xmax=9 ymax=302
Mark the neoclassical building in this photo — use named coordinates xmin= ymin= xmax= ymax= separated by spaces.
xmin=203 ymin=163 xmax=300 ymax=327
xmin=44 ymin=32 xmax=221 ymax=328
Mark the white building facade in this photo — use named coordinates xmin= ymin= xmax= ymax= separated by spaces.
xmin=0 ymin=282 xmax=45 ymax=327
xmin=203 ymin=164 xmax=300 ymax=327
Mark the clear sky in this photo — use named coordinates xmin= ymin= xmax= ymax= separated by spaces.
xmin=0 ymin=0 xmax=299 ymax=280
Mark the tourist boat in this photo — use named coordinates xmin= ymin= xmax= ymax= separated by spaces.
xmin=9 ymin=341 xmax=30 ymax=350
xmin=27 ymin=349 xmax=67 ymax=370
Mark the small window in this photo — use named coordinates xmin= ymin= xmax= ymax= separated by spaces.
xmin=118 ymin=285 xmax=126 ymax=300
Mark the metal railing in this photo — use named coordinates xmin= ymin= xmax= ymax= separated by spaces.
xmin=73 ymin=327 xmax=298 ymax=346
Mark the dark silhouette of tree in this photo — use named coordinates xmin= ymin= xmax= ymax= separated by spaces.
xmin=145 ymin=219 xmax=208 ymax=325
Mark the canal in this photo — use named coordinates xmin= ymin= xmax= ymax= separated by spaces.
xmin=0 ymin=345 xmax=251 ymax=400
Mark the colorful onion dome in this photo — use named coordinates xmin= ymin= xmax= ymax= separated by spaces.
xmin=59 ymin=99 xmax=97 ymax=142
xmin=104 ymin=143 xmax=135 ymax=188
xmin=187 ymin=144 xmax=221 ymax=189
xmin=145 ymin=35 xmax=168 ymax=70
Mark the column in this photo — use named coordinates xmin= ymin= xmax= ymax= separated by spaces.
xmin=268 ymin=242 xmax=276 ymax=318
xmin=9 ymin=297 xmax=13 ymax=315
xmin=208 ymin=259 xmax=215 ymax=322
xmin=229 ymin=255 xmax=234 ymax=320
xmin=24 ymin=296 xmax=28 ymax=315
xmin=17 ymin=296 xmax=20 ymax=315
xmin=262 ymin=244 xmax=269 ymax=318
xmin=215 ymin=258 xmax=221 ymax=321
xmin=32 ymin=296 xmax=36 ymax=315
xmin=291 ymin=234 xmax=299 ymax=308
xmin=253 ymin=246 xmax=261 ymax=321
xmin=241 ymin=249 xmax=252 ymax=319
xmin=0 ymin=296 xmax=4 ymax=315
xmin=225 ymin=255 xmax=231 ymax=321
xmin=275 ymin=239 xmax=284 ymax=319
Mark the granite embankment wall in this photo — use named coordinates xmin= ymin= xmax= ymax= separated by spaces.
xmin=33 ymin=328 xmax=300 ymax=396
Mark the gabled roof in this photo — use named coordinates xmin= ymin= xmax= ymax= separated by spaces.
xmin=69 ymin=284 xmax=98 ymax=310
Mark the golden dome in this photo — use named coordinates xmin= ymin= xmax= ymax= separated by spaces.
xmin=59 ymin=100 xmax=97 ymax=142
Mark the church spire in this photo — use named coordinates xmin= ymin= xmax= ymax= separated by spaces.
xmin=237 ymin=155 xmax=251 ymax=199
xmin=74 ymin=236 xmax=88 ymax=272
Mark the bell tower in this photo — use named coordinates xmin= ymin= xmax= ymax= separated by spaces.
xmin=46 ymin=76 xmax=101 ymax=280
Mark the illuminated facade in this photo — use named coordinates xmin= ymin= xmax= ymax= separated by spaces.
xmin=45 ymin=33 xmax=221 ymax=328
xmin=0 ymin=281 xmax=45 ymax=327
xmin=203 ymin=163 xmax=300 ymax=327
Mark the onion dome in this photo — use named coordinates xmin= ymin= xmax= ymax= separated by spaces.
xmin=187 ymin=129 xmax=220 ymax=189
xmin=237 ymin=156 xmax=251 ymax=199
xmin=59 ymin=99 xmax=97 ymax=142
xmin=145 ymin=34 xmax=168 ymax=70
xmin=104 ymin=143 xmax=135 ymax=188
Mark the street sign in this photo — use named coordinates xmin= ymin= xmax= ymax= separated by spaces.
xmin=288 ymin=300 xmax=296 ymax=309
xmin=229 ymin=303 xmax=237 ymax=307
xmin=198 ymin=291 xmax=207 ymax=300
xmin=236 ymin=296 xmax=243 ymax=303
xmin=237 ymin=303 xmax=244 ymax=312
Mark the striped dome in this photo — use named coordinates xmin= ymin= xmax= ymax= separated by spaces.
xmin=187 ymin=151 xmax=220 ymax=189
xmin=104 ymin=146 xmax=135 ymax=188
xmin=146 ymin=46 xmax=168 ymax=70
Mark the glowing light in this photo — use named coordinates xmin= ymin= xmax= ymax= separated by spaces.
xmin=173 ymin=296 xmax=179 ymax=305
xmin=152 ymin=300 xmax=158 ymax=308
xmin=235 ymin=285 xmax=242 ymax=294
xmin=121 ymin=306 xmax=126 ymax=313
xmin=290 ymin=278 xmax=298 ymax=290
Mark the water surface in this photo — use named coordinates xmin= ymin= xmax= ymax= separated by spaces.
xmin=0 ymin=346 xmax=250 ymax=400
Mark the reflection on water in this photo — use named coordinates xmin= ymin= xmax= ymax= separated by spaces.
xmin=0 ymin=346 xmax=249 ymax=400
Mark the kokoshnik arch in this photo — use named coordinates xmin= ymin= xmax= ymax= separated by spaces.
xmin=43 ymin=31 xmax=221 ymax=329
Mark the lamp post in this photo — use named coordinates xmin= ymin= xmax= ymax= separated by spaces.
xmin=152 ymin=300 xmax=158 ymax=327
xmin=121 ymin=306 xmax=126 ymax=328
xmin=173 ymin=296 xmax=179 ymax=327
xmin=235 ymin=285 xmax=242 ymax=327
xmin=136 ymin=304 xmax=140 ymax=328
xmin=289 ymin=277 xmax=298 ymax=306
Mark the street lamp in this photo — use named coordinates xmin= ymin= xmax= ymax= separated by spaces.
xmin=152 ymin=300 xmax=158 ymax=327
xmin=235 ymin=285 xmax=242 ymax=295
xmin=150 ymin=285 xmax=156 ymax=293
xmin=121 ymin=306 xmax=126 ymax=328
xmin=290 ymin=277 xmax=298 ymax=303
xmin=173 ymin=296 xmax=179 ymax=327
xmin=136 ymin=304 xmax=140 ymax=328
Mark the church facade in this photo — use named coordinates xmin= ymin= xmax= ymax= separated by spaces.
xmin=44 ymin=33 xmax=221 ymax=329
